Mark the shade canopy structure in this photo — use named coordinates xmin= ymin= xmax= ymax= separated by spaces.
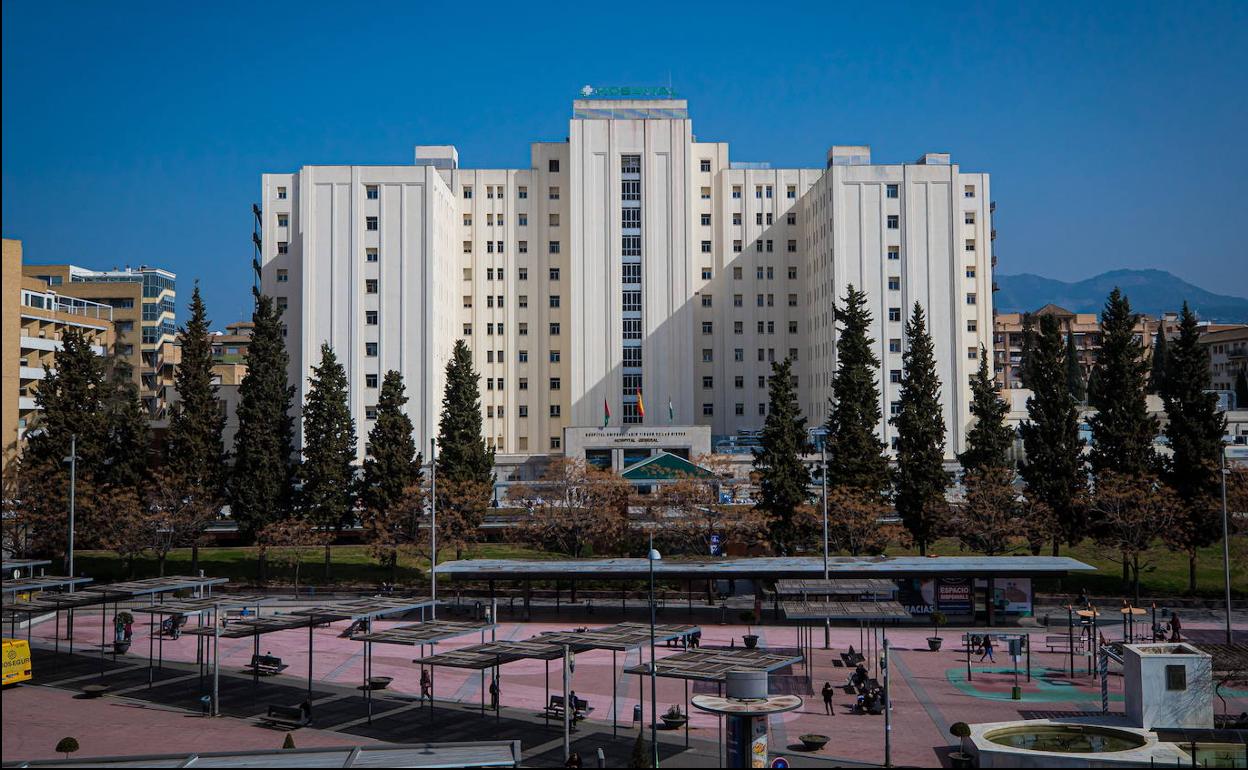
xmin=532 ymin=621 xmax=700 ymax=651
xmin=781 ymin=600 xmax=912 ymax=621
xmin=435 ymin=555 xmax=1095 ymax=581
xmin=3 ymin=576 xmax=227 ymax=620
xmin=351 ymin=619 xmax=495 ymax=647
xmin=2 ymin=558 xmax=51 ymax=576
xmin=80 ymin=575 xmax=229 ymax=598
xmin=128 ymin=595 xmax=274 ymax=617
xmin=283 ymin=595 xmax=436 ymax=622
xmin=184 ymin=612 xmax=347 ymax=639
xmin=1196 ymin=643 xmax=1248 ymax=675
xmin=624 ymin=646 xmax=803 ymax=682
xmin=414 ymin=639 xmax=566 ymax=669
xmin=774 ymin=578 xmax=898 ymax=598
xmin=1 ymin=741 xmax=524 ymax=768
xmin=1 ymin=575 xmax=93 ymax=596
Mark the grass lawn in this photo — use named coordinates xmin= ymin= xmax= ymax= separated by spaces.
xmin=71 ymin=535 xmax=1245 ymax=599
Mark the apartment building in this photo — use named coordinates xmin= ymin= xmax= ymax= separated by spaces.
xmin=261 ymin=96 xmax=994 ymax=467
xmin=1200 ymin=326 xmax=1248 ymax=403
xmin=2 ymin=239 xmax=116 ymax=463
xmin=20 ymin=263 xmax=176 ymax=418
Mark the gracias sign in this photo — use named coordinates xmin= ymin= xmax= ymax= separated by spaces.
xmin=579 ymin=85 xmax=678 ymax=99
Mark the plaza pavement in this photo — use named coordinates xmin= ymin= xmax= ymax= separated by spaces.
xmin=6 ymin=606 xmax=1245 ymax=767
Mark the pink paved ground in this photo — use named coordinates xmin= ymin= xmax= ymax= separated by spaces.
xmin=0 ymin=684 xmax=376 ymax=763
xmin=20 ymin=613 xmax=1247 ymax=767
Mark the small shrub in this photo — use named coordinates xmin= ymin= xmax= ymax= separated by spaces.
xmin=950 ymin=721 xmax=971 ymax=738
xmin=56 ymin=737 xmax=79 ymax=758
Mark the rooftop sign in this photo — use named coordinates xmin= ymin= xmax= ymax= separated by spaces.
xmin=579 ymin=85 xmax=678 ymax=99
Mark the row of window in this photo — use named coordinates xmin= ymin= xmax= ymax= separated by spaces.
xmin=464 ymin=185 xmax=559 ymax=200
xmin=462 ymin=295 xmax=562 ymax=309
xmin=463 ymin=322 xmax=563 ymax=336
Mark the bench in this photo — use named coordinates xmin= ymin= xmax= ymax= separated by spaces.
xmin=1045 ymin=635 xmax=1085 ymax=654
xmin=543 ymin=695 xmax=594 ymax=722
xmin=244 ymin=654 xmax=289 ymax=676
xmin=258 ymin=702 xmax=311 ymax=729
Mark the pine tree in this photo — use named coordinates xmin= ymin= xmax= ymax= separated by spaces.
xmin=1019 ymin=313 xmax=1037 ymax=389
xmin=824 ymin=285 xmax=890 ymax=497
xmin=1235 ymin=368 xmax=1248 ymax=411
xmin=1087 ymin=289 xmax=1158 ymax=479
xmin=229 ymin=294 xmax=295 ymax=542
xmin=435 ymin=340 xmax=494 ymax=559
xmin=959 ymin=347 xmax=1014 ymax=473
xmin=891 ymin=303 xmax=948 ymax=555
xmin=753 ymin=357 xmax=811 ymax=555
xmin=165 ymin=285 xmax=225 ymax=495
xmin=1065 ymin=331 xmax=1087 ymax=403
xmin=298 ymin=344 xmax=357 ymax=572
xmin=1160 ymin=303 xmax=1226 ymax=593
xmin=1148 ymin=329 xmax=1169 ymax=395
xmin=99 ymin=340 xmax=149 ymax=491
xmin=1018 ymin=314 xmax=1087 ymax=554
xmin=360 ymin=370 xmax=423 ymax=573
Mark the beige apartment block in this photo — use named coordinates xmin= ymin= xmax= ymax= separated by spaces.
xmin=2 ymin=239 xmax=116 ymax=465
xmin=20 ymin=262 xmax=176 ymax=418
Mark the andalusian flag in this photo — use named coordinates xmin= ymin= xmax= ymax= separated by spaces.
xmin=603 ymin=398 xmax=611 ymax=428
xmin=635 ymin=388 xmax=646 ymax=420
xmin=668 ymin=398 xmax=674 ymax=422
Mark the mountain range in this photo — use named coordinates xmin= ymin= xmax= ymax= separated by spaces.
xmin=993 ymin=269 xmax=1248 ymax=323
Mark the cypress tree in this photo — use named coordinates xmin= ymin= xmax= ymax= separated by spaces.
xmin=1160 ymin=303 xmax=1226 ymax=593
xmin=1018 ymin=314 xmax=1087 ymax=554
xmin=824 ymin=285 xmax=890 ymax=497
xmin=1148 ymin=329 xmax=1169 ymax=395
xmin=99 ymin=340 xmax=149 ymax=491
xmin=959 ymin=347 xmax=1014 ymax=473
xmin=1087 ymin=289 xmax=1157 ymax=479
xmin=1065 ymin=331 xmax=1087 ymax=403
xmin=360 ymin=370 xmax=424 ymax=570
xmin=229 ymin=294 xmax=295 ymax=542
xmin=435 ymin=340 xmax=494 ymax=558
xmin=1019 ymin=313 xmax=1037 ymax=389
xmin=20 ymin=327 xmax=109 ymax=557
xmin=753 ymin=357 xmax=811 ymax=555
xmin=891 ymin=303 xmax=948 ymax=555
xmin=298 ymin=344 xmax=357 ymax=566
xmin=1235 ymin=368 xmax=1248 ymax=411
xmin=165 ymin=285 xmax=225 ymax=495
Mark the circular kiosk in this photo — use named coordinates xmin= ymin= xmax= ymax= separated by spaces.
xmin=692 ymin=670 xmax=802 ymax=768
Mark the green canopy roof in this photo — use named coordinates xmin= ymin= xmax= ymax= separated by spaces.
xmin=620 ymin=451 xmax=717 ymax=481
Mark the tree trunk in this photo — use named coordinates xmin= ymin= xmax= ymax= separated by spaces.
xmin=1121 ymin=552 xmax=1129 ymax=592
xmin=918 ymin=539 xmax=927 ymax=557
xmin=191 ymin=544 xmax=200 ymax=575
xmin=158 ymin=553 xmax=167 ymax=578
xmin=389 ymin=553 xmax=398 ymax=586
xmin=571 ymin=578 xmax=578 ymax=604
xmin=1132 ymin=552 xmax=1141 ymax=604
xmin=1051 ymin=539 xmax=1061 ymax=557
xmin=258 ymin=552 xmax=267 ymax=584
xmin=1188 ymin=552 xmax=1197 ymax=596
xmin=324 ymin=544 xmax=331 ymax=581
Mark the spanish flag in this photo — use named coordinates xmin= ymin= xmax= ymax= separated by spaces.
xmin=636 ymin=388 xmax=646 ymax=419
xmin=603 ymin=398 xmax=611 ymax=428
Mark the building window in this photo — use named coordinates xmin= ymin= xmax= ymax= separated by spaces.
xmin=701 ymin=295 xmax=713 ymax=308
xmin=702 ymin=349 xmax=714 ymax=362
xmin=787 ymin=185 xmax=796 ymax=199
xmin=758 ymin=403 xmax=767 ymax=416
xmin=623 ymin=319 xmax=641 ymax=340
xmin=967 ymin=293 xmax=978 ymax=305
xmin=890 ymin=369 xmax=902 ymax=384
xmin=365 ymin=310 xmax=378 ymax=325
xmin=623 ymin=347 xmax=642 ymax=367
xmin=518 ymin=295 xmax=528 ymax=308
xmin=965 ymin=239 xmax=976 ymax=252
xmin=276 ymin=269 xmax=289 ymax=283
xmin=701 ymin=187 xmax=711 ymax=200
xmin=889 ymin=307 xmax=901 ymax=322
xmin=366 ymin=248 xmax=379 ymax=263
xmin=735 ymin=403 xmax=745 ymax=415
xmin=964 ymin=185 xmax=976 ymax=198
xmin=549 ymin=322 xmax=561 ymax=335
xmin=549 ymin=295 xmax=560 ymax=308
xmin=463 ymin=241 xmax=473 ymax=254
xmin=787 ymin=240 xmax=797 ymax=253
xmin=366 ymin=373 xmax=379 ymax=388
xmin=549 ymin=159 xmax=560 ymax=173
xmin=463 ymin=186 xmax=473 ymax=199
xmin=549 ymin=241 xmax=560 ymax=254
xmin=701 ymin=267 xmax=712 ymax=280
xmin=788 ymin=294 xmax=798 ymax=307
xmin=623 ymin=264 xmax=642 ymax=283
xmin=701 ymin=240 xmax=712 ymax=253
xmin=887 ymin=215 xmax=899 ymax=230
xmin=518 ymin=186 xmax=528 ymax=199
xmin=733 ymin=240 xmax=742 ymax=253
xmin=366 ymin=185 xmax=379 ymax=200
xmin=366 ymin=406 xmax=378 ymax=420
xmin=366 ymin=279 xmax=379 ymax=294
xmin=703 ymin=403 xmax=714 ymax=416
xmin=549 ymin=377 xmax=561 ymax=390
xmin=702 ymin=321 xmax=714 ymax=335
xmin=700 ymin=159 xmax=711 ymax=173
xmin=549 ymin=404 xmax=561 ymax=417
xmin=277 ymin=241 xmax=289 ymax=255
xmin=277 ymin=214 xmax=289 ymax=227
xmin=701 ymin=213 xmax=711 ymax=226
xmin=463 ymin=214 xmax=473 ymax=226
xmin=788 ymin=266 xmax=798 ymax=280
xmin=622 ymin=208 xmax=641 ymax=229
xmin=968 ymin=347 xmax=979 ymax=360
xmin=277 ymin=186 xmax=287 ymax=199
xmin=623 ymin=291 xmax=642 ymax=312
xmin=889 ymin=338 xmax=902 ymax=353
xmin=886 ymin=184 xmax=899 ymax=199
xmin=549 ymin=213 xmax=560 ymax=227
xmin=888 ymin=277 xmax=900 ymax=291
xmin=732 ymin=185 xmax=742 ymax=199
xmin=888 ymin=246 xmax=900 ymax=260
xmin=787 ymin=212 xmax=796 ymax=225
xmin=550 ymin=436 xmax=562 ymax=450
xmin=549 ymin=186 xmax=560 ymax=200
xmin=463 ymin=323 xmax=473 ymax=336
xmin=890 ymin=401 xmax=901 ymax=416
xmin=964 ymin=211 xmax=976 ymax=225
xmin=365 ymin=342 xmax=378 ymax=357
xmin=966 ymin=267 xmax=976 ymax=278
xmin=734 ymin=348 xmax=744 ymax=362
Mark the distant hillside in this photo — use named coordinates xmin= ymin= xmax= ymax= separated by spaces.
xmin=994 ymin=269 xmax=1248 ymax=323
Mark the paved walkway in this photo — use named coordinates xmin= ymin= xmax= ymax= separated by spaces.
xmin=8 ymin=608 xmax=1245 ymax=767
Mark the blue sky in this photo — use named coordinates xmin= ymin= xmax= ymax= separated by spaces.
xmin=3 ymin=1 xmax=1245 ymax=326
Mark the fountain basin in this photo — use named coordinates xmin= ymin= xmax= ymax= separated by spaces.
xmin=966 ymin=719 xmax=1191 ymax=768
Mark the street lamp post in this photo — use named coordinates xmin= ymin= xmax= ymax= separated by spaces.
xmin=649 ymin=535 xmax=661 ymax=768
xmin=821 ymin=440 xmax=830 ymax=649
xmin=1220 ymin=448 xmax=1232 ymax=644
xmin=64 ymin=434 xmax=78 ymax=588
xmin=430 ymin=438 xmax=437 ymax=621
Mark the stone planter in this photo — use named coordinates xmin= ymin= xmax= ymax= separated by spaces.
xmin=113 ymin=641 xmax=131 ymax=655
xmin=367 ymin=676 xmax=393 ymax=690
xmin=928 ymin=637 xmax=943 ymax=652
xmin=743 ymin=634 xmax=759 ymax=649
xmin=948 ymin=750 xmax=974 ymax=768
xmin=661 ymin=715 xmax=688 ymax=730
xmin=799 ymin=734 xmax=829 ymax=751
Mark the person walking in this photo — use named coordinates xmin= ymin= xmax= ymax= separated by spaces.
xmin=489 ymin=676 xmax=500 ymax=710
xmin=564 ymin=752 xmax=582 ymax=768
xmin=1169 ymin=611 xmax=1182 ymax=642
xmin=420 ymin=668 xmax=432 ymax=702
xmin=979 ymin=634 xmax=996 ymax=663
xmin=821 ymin=682 xmax=835 ymax=715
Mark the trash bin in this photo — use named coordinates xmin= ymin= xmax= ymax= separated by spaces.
xmin=633 ymin=704 xmax=642 ymax=724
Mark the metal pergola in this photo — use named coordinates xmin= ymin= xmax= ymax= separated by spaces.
xmin=2 ymin=559 xmax=52 ymax=578
xmin=774 ymin=578 xmax=899 ymax=598
xmin=1 ymin=575 xmax=93 ymax=596
xmin=131 ymin=594 xmax=273 ymax=688
xmin=781 ymin=600 xmax=912 ymax=685
xmin=625 ymin=646 xmax=805 ymax=761
xmin=350 ymin=619 xmax=496 ymax=723
xmin=413 ymin=638 xmax=563 ymax=728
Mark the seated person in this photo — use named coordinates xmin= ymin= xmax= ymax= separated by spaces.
xmin=849 ymin=664 xmax=869 ymax=691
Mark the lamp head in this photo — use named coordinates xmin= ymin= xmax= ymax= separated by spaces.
xmin=648 ymin=549 xmax=661 ymax=561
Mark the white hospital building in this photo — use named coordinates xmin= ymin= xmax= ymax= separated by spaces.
xmin=260 ymin=95 xmax=994 ymax=477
